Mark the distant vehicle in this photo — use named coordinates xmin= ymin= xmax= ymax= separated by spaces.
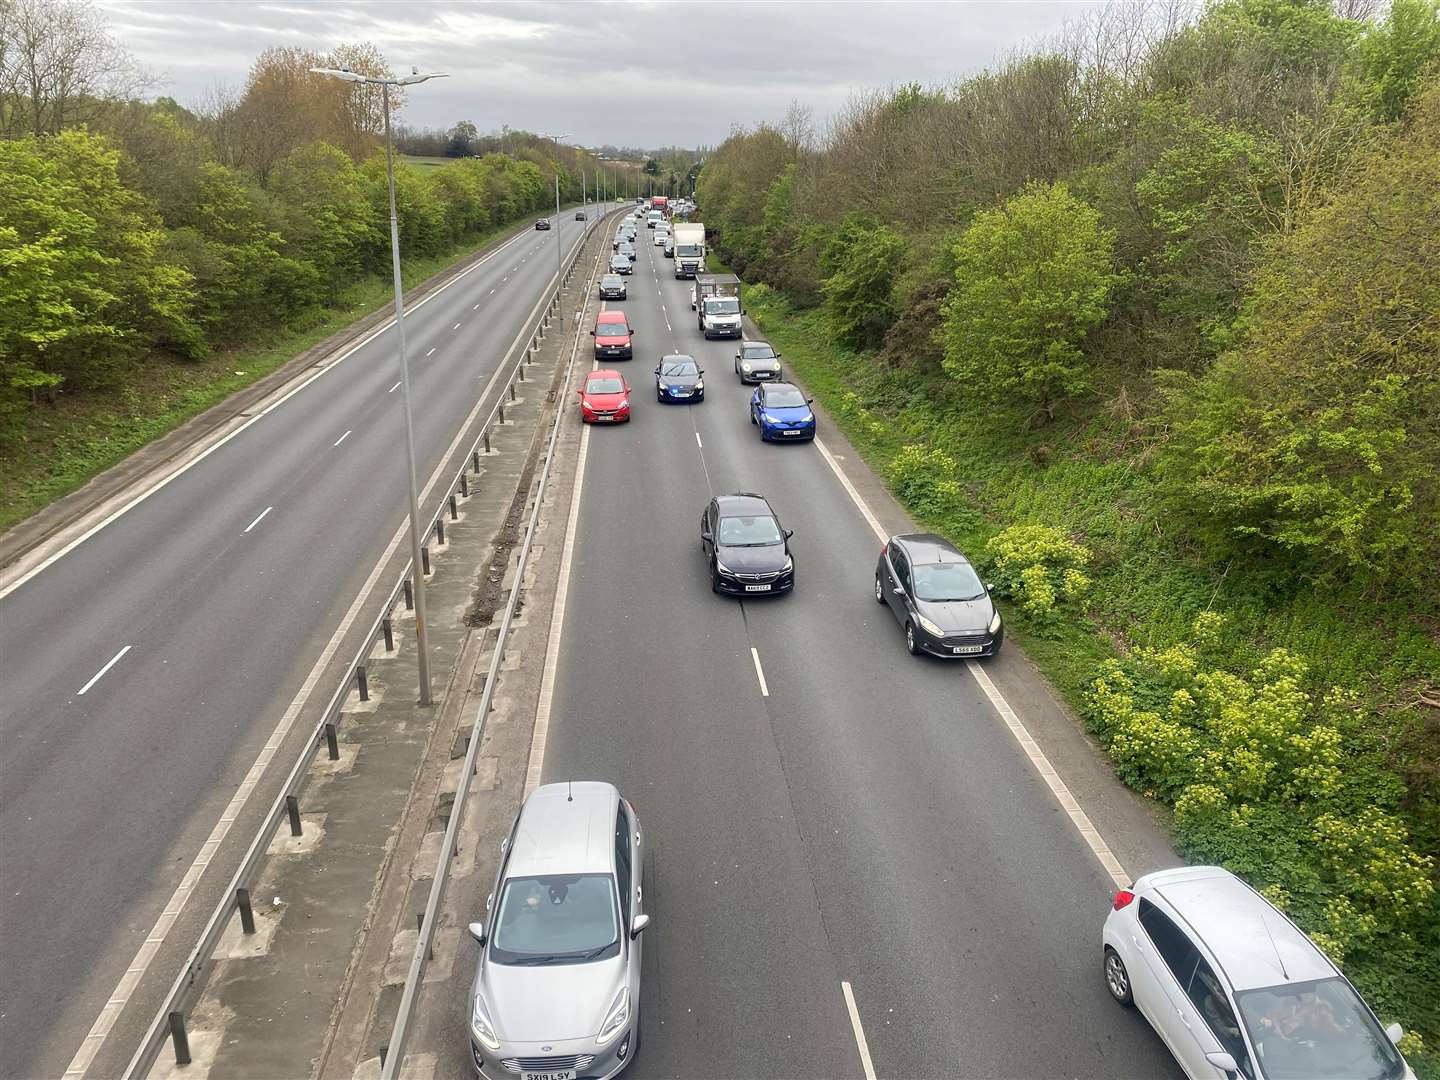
xmin=691 ymin=272 xmax=739 ymax=310
xmin=749 ymin=382 xmax=815 ymax=442
xmin=612 ymin=232 xmax=626 ymax=252
xmin=578 ymin=369 xmax=631 ymax=423
xmin=645 ymin=211 xmax=663 ymax=229
xmin=699 ymin=294 xmax=741 ymax=338
xmin=651 ymin=195 xmax=669 ymax=215
xmin=700 ymin=493 xmax=794 ymax=596
xmin=654 ymin=355 xmax=704 ymax=403
xmin=592 ymin=310 xmax=633 ymax=359
xmin=1103 ymin=866 xmax=1414 ymax=1080
xmin=735 ymin=339 xmax=781 ymax=383
xmin=534 ymin=218 xmax=551 ymax=231
xmin=466 ymin=782 xmax=646 ymax=1075
xmin=575 ymin=210 xmax=586 ymax=220
xmin=663 ymin=238 xmax=674 ymax=259
xmin=618 ymin=241 xmax=636 ymax=262
xmin=652 ymin=231 xmax=667 ymax=247
xmin=875 ymin=534 xmax=1002 ymax=658
xmin=609 ymin=254 xmax=632 ymax=276
xmin=672 ymin=223 xmax=705 ymax=279
xmin=598 ymin=274 xmax=627 ymax=300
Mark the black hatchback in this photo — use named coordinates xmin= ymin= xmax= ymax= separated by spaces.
xmin=875 ymin=534 xmax=1002 ymax=657
xmin=700 ymin=493 xmax=794 ymax=597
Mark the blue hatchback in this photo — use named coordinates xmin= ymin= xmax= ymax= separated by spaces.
xmin=750 ymin=382 xmax=816 ymax=442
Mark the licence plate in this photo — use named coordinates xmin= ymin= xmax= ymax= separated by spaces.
xmin=951 ymin=644 xmax=984 ymax=655
xmin=521 ymin=1072 xmax=574 ymax=1080
xmin=745 ymin=584 xmax=772 ymax=592
xmin=783 ymin=430 xmax=804 ymax=436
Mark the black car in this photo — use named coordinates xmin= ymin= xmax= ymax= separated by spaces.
xmin=598 ymin=274 xmax=627 ymax=300
xmin=575 ymin=210 xmax=586 ymax=221
xmin=655 ymin=355 xmax=704 ymax=403
xmin=735 ymin=339 xmax=781 ymax=383
xmin=609 ymin=254 xmax=632 ymax=276
xmin=875 ymin=534 xmax=1003 ymax=658
xmin=700 ymin=493 xmax=794 ymax=597
xmin=535 ymin=218 xmax=551 ymax=231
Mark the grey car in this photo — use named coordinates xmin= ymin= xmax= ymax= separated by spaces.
xmin=467 ymin=782 xmax=646 ymax=1079
xmin=875 ymin=533 xmax=1003 ymax=658
xmin=734 ymin=339 xmax=781 ymax=383
xmin=598 ymin=274 xmax=627 ymax=300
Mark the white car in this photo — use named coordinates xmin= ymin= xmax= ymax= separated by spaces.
xmin=1103 ymin=866 xmax=1414 ymax=1080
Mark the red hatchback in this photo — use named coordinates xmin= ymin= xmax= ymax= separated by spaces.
xmin=591 ymin=310 xmax=633 ymax=360
xmin=578 ymin=369 xmax=631 ymax=423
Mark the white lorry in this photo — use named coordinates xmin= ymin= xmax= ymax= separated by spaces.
xmin=672 ymin=223 xmax=705 ymax=279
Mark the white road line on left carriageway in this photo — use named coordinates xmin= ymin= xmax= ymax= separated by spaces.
xmin=388 ymin=381 xmax=402 ymax=393
xmin=841 ymin=982 xmax=878 ymax=1080
xmin=76 ymin=645 xmax=132 ymax=697
xmin=242 ymin=506 xmax=273 ymax=534
xmin=333 ymin=430 xmax=352 ymax=447
xmin=751 ymin=648 xmax=769 ymax=697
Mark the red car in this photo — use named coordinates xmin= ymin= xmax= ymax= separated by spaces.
xmin=591 ymin=309 xmax=633 ymax=360
xmin=578 ymin=369 xmax=631 ymax=423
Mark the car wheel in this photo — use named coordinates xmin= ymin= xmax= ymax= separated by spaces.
xmin=905 ymin=622 xmax=919 ymax=655
xmin=750 ymin=409 xmax=757 ymax=426
xmin=657 ymin=389 xmax=664 ymax=402
xmin=710 ymin=565 xmax=721 ymax=594
xmin=875 ymin=576 xmax=885 ymax=604
xmin=1104 ymin=948 xmax=1133 ymax=1006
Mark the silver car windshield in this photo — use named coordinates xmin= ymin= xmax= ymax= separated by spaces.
xmin=719 ymin=515 xmax=782 ymax=546
xmin=490 ymin=874 xmax=619 ymax=966
xmin=911 ymin=561 xmax=984 ymax=603
xmin=1236 ymin=978 xmax=1404 ymax=1080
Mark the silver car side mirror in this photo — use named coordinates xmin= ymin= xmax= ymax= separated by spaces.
xmin=1386 ymin=1023 xmax=1404 ymax=1045
xmin=630 ymin=914 xmax=651 ymax=939
xmin=468 ymin=920 xmax=487 ymax=945
xmin=1204 ymin=1052 xmax=1237 ymax=1074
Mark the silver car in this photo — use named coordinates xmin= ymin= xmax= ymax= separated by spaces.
xmin=467 ymin=782 xmax=647 ymax=1079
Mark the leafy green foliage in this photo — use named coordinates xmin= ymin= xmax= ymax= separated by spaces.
xmin=940 ymin=183 xmax=1122 ymax=418
xmin=1357 ymin=0 xmax=1440 ymax=120
xmin=981 ymin=524 xmax=1091 ymax=628
xmin=819 ymin=216 xmax=906 ymax=348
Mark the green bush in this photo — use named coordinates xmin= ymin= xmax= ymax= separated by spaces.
xmin=885 ymin=443 xmax=964 ymax=519
xmin=981 ymin=523 xmax=1092 ymax=627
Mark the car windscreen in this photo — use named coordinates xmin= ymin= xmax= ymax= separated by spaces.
xmin=911 ymin=561 xmax=985 ymax=602
xmin=596 ymin=321 xmax=629 ymax=336
xmin=601 ymin=276 xmax=623 ymax=286
xmin=1236 ymin=978 xmax=1404 ymax=1080
xmin=609 ymin=258 xmax=628 ymax=268
xmin=705 ymin=298 xmax=740 ymax=314
xmin=660 ymin=358 xmax=698 ymax=376
xmin=743 ymin=345 xmax=776 ymax=360
xmin=676 ymin=244 xmax=703 ymax=257
xmin=489 ymin=874 xmax=619 ymax=965
xmin=718 ymin=514 xmax=783 ymax=546
xmin=587 ymin=377 xmax=624 ymax=394
xmin=762 ymin=387 xmax=807 ymax=408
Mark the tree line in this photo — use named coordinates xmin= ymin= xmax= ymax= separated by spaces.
xmin=0 ymin=0 xmax=602 ymax=433
xmin=697 ymin=0 xmax=1440 ymax=600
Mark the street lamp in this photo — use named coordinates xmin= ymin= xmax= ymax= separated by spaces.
xmin=312 ymin=64 xmax=448 ymax=706
xmin=538 ymin=133 xmax=571 ymax=336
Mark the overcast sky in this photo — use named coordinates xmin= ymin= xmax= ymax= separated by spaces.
xmin=97 ymin=0 xmax=1107 ymax=148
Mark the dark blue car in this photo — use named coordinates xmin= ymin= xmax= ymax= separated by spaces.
xmin=655 ymin=354 xmax=704 ymax=403
xmin=750 ymin=382 xmax=815 ymax=442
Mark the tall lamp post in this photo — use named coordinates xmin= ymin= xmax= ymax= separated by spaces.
xmin=538 ymin=132 xmax=571 ymax=335
xmin=311 ymin=64 xmax=448 ymax=706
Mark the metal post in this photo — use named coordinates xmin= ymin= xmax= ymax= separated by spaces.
xmin=381 ymin=81 xmax=433 ymax=707
xmin=555 ymin=174 xmax=564 ymax=337
xmin=435 ymin=517 xmax=445 ymax=546
xmin=498 ymin=403 xmax=506 ymax=424
xmin=325 ymin=721 xmax=340 ymax=760
xmin=471 ymin=450 xmax=481 ymax=472
xmin=383 ymin=616 xmax=394 ymax=651
xmin=421 ymin=545 xmax=430 ymax=576
xmin=483 ymin=430 xmax=491 ymax=454
xmin=357 ymin=665 xmax=369 ymax=702
xmin=459 ymin=472 xmax=469 ymax=498
xmin=237 ymin=887 xmax=256 ymax=934
xmin=403 ymin=578 xmax=414 ymax=610
xmin=509 ymin=382 xmax=517 ymax=402
xmin=286 ymin=794 xmax=302 ymax=837
xmin=448 ymin=494 xmax=458 ymax=520
xmin=168 ymin=1012 xmax=191 ymax=1066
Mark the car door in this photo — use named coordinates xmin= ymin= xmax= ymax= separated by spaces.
xmin=1135 ymin=899 xmax=1221 ymax=1078
xmin=1184 ymin=956 xmax=1254 ymax=1079
xmin=615 ymin=802 xmax=644 ymax=1005
xmin=751 ymin=386 xmax=762 ymax=423
xmin=884 ymin=547 xmax=912 ymax=625
xmin=700 ymin=501 xmax=716 ymax=556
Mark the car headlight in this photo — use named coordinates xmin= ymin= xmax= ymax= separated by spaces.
xmin=714 ymin=558 xmax=733 ymax=575
xmin=472 ymin=993 xmax=500 ymax=1050
xmin=988 ymin=610 xmax=1002 ymax=634
xmin=618 ymin=397 xmax=629 ymax=408
xmin=597 ymin=987 xmax=629 ymax=1045
xmin=782 ymin=556 xmax=793 ymax=572
xmin=742 ymin=362 xmax=753 ymax=372
xmin=695 ymin=380 xmax=704 ymax=391
xmin=917 ymin=615 xmax=944 ymax=638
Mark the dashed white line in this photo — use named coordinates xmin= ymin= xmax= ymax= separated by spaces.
xmin=388 ymin=381 xmax=402 ymax=393
xmin=489 ymin=289 xmax=496 ymax=295
xmin=243 ymin=505 xmax=273 ymax=533
xmin=77 ymin=645 xmax=132 ymax=696
xmin=452 ymin=323 xmax=461 ymax=331
xmin=841 ymin=982 xmax=878 ymax=1080
xmin=751 ymin=647 xmax=769 ymax=697
xmin=333 ymin=429 xmax=352 ymax=447
xmin=695 ymin=432 xmax=703 ymax=448
xmin=426 ymin=347 xmax=436 ymax=357
xmin=473 ymin=302 xmax=480 ymax=309
xmin=503 ymin=276 xmax=509 ymax=283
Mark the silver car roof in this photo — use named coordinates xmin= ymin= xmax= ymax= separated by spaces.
xmin=1142 ymin=866 xmax=1336 ymax=991
xmin=507 ymin=781 xmax=619 ymax=878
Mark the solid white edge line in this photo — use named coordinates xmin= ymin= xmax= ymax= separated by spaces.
xmin=77 ymin=645 xmax=132 ymax=697
xmin=841 ymin=981 xmax=878 ymax=1080
xmin=811 ymin=432 xmax=1131 ymax=890
xmin=751 ymin=647 xmax=769 ymax=697
xmin=242 ymin=506 xmax=273 ymax=534
xmin=62 ymin=215 xmax=599 ymax=1080
xmin=0 ymin=224 xmax=538 ymax=604
xmin=334 ymin=430 xmax=352 ymax=447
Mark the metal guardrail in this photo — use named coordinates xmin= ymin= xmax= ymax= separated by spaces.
xmin=376 ymin=203 xmax=612 ymax=1080
xmin=121 ymin=206 xmax=618 ymax=1080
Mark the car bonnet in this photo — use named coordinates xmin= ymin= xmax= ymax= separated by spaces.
xmin=479 ymin=954 xmax=625 ymax=1042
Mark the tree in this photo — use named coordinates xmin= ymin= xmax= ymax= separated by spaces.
xmin=445 ymin=119 xmax=478 ymax=158
xmin=1357 ymin=0 xmax=1440 ymax=120
xmin=940 ymin=182 xmax=1121 ymax=419
xmin=819 ymin=216 xmax=907 ymax=348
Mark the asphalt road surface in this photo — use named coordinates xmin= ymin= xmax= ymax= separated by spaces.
xmin=0 ymin=209 xmax=601 ymax=1080
xmin=529 ymin=227 xmax=1186 ymax=1077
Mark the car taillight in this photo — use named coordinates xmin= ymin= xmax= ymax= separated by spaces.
xmin=1112 ymin=889 xmax=1136 ymax=910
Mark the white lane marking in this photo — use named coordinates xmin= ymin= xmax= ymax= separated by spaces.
xmin=473 ymin=303 xmax=479 ymax=309
xmin=812 ymin=432 xmax=1131 ymax=888
xmin=77 ymin=645 xmax=132 ymax=697
xmin=0 ymin=223 xmax=541 ymax=604
xmin=63 ymin=220 xmax=601 ymax=1080
xmin=503 ymin=276 xmax=509 ymax=282
xmin=243 ymin=506 xmax=273 ymax=534
xmin=333 ymin=429 xmax=352 ymax=448
xmin=751 ymin=648 xmax=769 ymax=697
xmin=452 ymin=323 xmax=461 ymax=331
xmin=489 ymin=289 xmax=496 ymax=295
xmin=842 ymin=982 xmax=878 ymax=1080
xmin=695 ymin=432 xmax=702 ymax=448
xmin=426 ymin=347 xmax=436 ymax=357
xmin=388 ymin=381 xmax=402 ymax=393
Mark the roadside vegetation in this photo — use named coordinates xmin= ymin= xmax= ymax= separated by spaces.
xmin=701 ymin=0 xmax=1440 ymax=1065
xmin=0 ymin=0 xmax=600 ymax=526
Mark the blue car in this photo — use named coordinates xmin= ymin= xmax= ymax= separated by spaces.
xmin=655 ymin=354 xmax=704 ymax=403
xmin=750 ymin=382 xmax=816 ymax=442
